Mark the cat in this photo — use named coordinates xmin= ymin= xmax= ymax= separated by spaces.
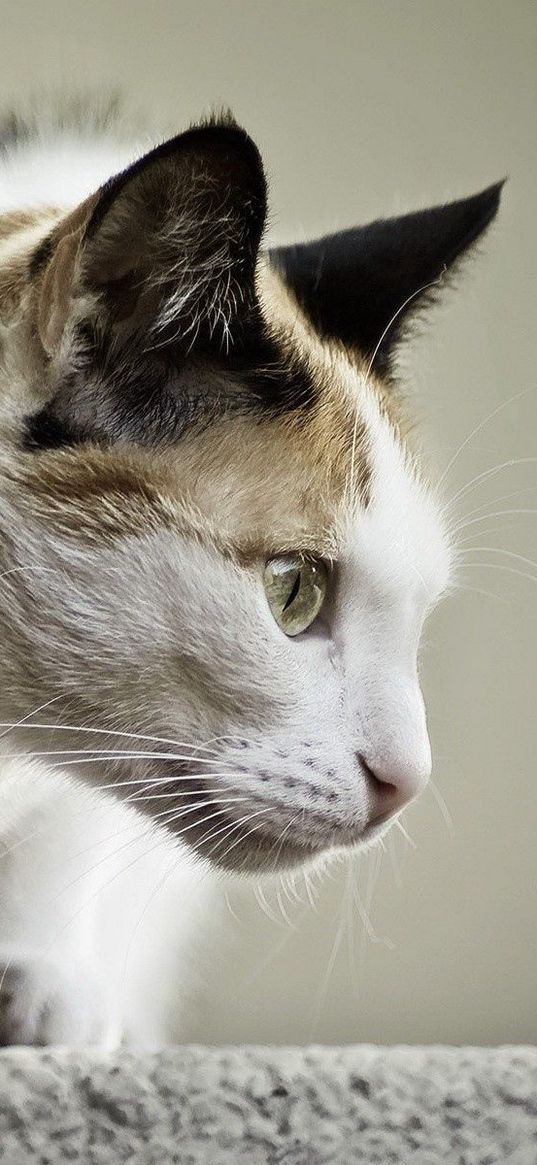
xmin=0 ymin=98 xmax=501 ymax=1047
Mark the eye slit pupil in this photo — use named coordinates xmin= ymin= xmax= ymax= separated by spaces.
xmin=282 ymin=571 xmax=301 ymax=612
xmin=263 ymin=555 xmax=328 ymax=637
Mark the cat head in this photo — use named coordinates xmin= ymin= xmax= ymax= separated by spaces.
xmin=0 ymin=114 xmax=501 ymax=870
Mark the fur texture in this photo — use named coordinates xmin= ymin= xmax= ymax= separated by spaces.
xmin=0 ymin=99 xmax=500 ymax=1046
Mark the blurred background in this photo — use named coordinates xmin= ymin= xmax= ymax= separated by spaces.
xmin=1 ymin=0 xmax=535 ymax=1045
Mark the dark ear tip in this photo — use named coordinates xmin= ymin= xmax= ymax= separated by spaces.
xmin=194 ymin=115 xmax=261 ymax=151
xmin=189 ymin=117 xmax=267 ymax=221
xmin=474 ymin=177 xmax=506 ymax=222
xmin=84 ymin=114 xmax=267 ymax=243
xmin=186 ymin=113 xmax=264 ymax=178
xmin=171 ymin=118 xmax=267 ymax=220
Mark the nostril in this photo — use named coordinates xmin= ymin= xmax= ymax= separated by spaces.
xmin=358 ymin=754 xmax=397 ymax=798
xmin=358 ymin=752 xmax=401 ymax=827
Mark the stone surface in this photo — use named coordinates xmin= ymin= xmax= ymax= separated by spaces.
xmin=0 ymin=1045 xmax=536 ymax=1163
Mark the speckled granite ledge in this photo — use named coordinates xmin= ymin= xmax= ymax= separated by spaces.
xmin=0 ymin=1045 xmax=536 ymax=1164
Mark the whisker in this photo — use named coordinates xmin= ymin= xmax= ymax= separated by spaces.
xmin=447 ymin=485 xmax=537 ymax=536
xmin=275 ymin=882 xmax=295 ymax=929
xmin=347 ymin=274 xmax=444 ymax=501
xmin=345 ymin=860 xmax=362 ymax=1003
xmin=0 ymin=823 xmax=45 ymax=861
xmin=101 ymin=772 xmax=236 ymax=792
xmin=120 ymin=854 xmax=177 ymax=989
xmin=303 ymin=866 xmax=318 ymax=913
xmin=36 ymin=805 xmax=235 ymax=968
xmin=44 ymin=787 xmax=240 ymax=872
xmin=395 ymin=816 xmax=416 ymax=849
xmin=37 ymin=768 xmax=236 ymax=791
xmin=459 ymin=546 xmax=537 ymax=572
xmin=387 ymin=830 xmax=402 ymax=890
xmin=452 ymin=507 xmax=537 ymax=537
xmin=437 ymin=386 xmax=536 ymax=491
xmin=282 ymin=868 xmax=302 ymax=907
xmin=463 ymin=561 xmax=537 ymax=586
xmin=43 ymin=752 xmax=232 ymax=770
xmin=124 ymin=783 xmax=242 ymax=805
xmin=0 ymin=565 xmax=62 ymax=581
xmin=223 ymin=890 xmax=242 ymax=926
xmin=428 ymin=779 xmax=454 ymax=834
xmin=253 ymin=882 xmax=284 ymax=927
xmin=444 ymin=457 xmax=537 ymax=515
xmin=126 ymin=788 xmax=244 ymax=809
xmin=206 ymin=810 xmax=271 ymax=868
xmin=309 ymin=861 xmax=349 ymax=1039
xmin=55 ymin=797 xmax=247 ymax=898
xmin=0 ymin=777 xmax=244 ymax=871
xmin=123 ymin=798 xmax=248 ymax=842
xmin=350 ymin=860 xmax=384 ymax=944
xmin=456 ymin=523 xmax=529 ymax=548
xmin=453 ymin=582 xmax=509 ymax=604
xmin=0 ymin=696 xmax=64 ymax=744
xmin=0 ymin=721 xmax=225 ymax=757
xmin=272 ymin=813 xmax=301 ymax=872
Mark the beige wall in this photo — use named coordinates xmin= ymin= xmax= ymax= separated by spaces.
xmin=1 ymin=0 xmax=535 ymax=1044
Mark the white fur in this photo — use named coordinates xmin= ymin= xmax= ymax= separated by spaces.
xmin=0 ymin=758 xmax=222 ymax=1047
xmin=0 ymin=100 xmax=146 ymax=212
xmin=0 ymin=123 xmax=452 ymax=1047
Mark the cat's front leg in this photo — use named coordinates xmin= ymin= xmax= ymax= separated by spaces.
xmin=0 ymin=760 xmax=119 ymax=1047
xmin=0 ymin=946 xmax=109 ymax=1047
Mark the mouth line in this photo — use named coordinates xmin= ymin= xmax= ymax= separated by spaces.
xmin=127 ymin=761 xmax=367 ymax=838
xmin=213 ymin=796 xmax=369 ymax=856
xmin=110 ymin=760 xmax=381 ymax=866
xmin=360 ymin=810 xmax=398 ymax=843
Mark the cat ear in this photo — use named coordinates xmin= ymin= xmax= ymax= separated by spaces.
xmin=269 ymin=182 xmax=503 ymax=376
xmin=34 ymin=119 xmax=266 ymax=356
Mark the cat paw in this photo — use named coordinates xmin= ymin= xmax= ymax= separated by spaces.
xmin=0 ymin=949 xmax=108 ymax=1046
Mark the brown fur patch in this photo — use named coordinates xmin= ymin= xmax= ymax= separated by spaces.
xmin=0 ymin=209 xmax=52 ymax=242
xmin=258 ymin=260 xmax=407 ymax=454
xmin=0 ymin=207 xmax=63 ymax=317
xmin=258 ymin=262 xmax=373 ymax=492
xmin=1 ymin=219 xmax=376 ymax=565
xmin=0 ymin=250 xmax=376 ymax=566
xmin=7 ymin=380 xmax=368 ymax=564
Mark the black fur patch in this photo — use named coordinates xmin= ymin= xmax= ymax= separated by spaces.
xmin=270 ymin=182 xmax=503 ymax=376
xmin=23 ymin=312 xmax=316 ymax=453
xmin=24 ymin=408 xmax=83 ymax=452
xmin=24 ymin=117 xmax=319 ymax=450
xmin=22 ymin=121 xmax=502 ymax=452
xmin=29 ymin=232 xmax=55 ymax=278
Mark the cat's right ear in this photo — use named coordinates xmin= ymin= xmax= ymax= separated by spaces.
xmin=32 ymin=119 xmax=267 ymax=356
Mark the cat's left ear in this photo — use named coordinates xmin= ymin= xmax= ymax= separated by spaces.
xmin=34 ymin=119 xmax=266 ymax=355
xmin=270 ymin=182 xmax=503 ymax=376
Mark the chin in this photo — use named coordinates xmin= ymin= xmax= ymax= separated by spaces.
xmin=191 ymin=825 xmax=321 ymax=874
xmin=187 ymin=811 xmax=374 ymax=875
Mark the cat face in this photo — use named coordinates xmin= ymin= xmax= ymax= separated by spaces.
xmin=0 ymin=116 xmax=500 ymax=871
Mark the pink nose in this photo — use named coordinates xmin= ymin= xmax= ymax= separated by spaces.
xmin=359 ymin=748 xmax=431 ymax=827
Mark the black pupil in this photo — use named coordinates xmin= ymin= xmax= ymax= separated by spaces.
xmin=283 ymin=569 xmax=301 ymax=612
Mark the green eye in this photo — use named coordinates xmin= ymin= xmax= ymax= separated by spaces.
xmin=264 ymin=555 xmax=328 ymax=636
